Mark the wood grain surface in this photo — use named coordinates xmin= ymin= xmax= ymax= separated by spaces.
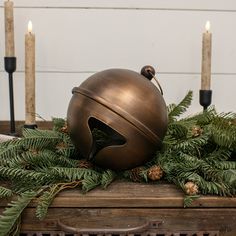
xmin=1 ymin=181 xmax=236 ymax=208
xmin=0 ymin=181 xmax=236 ymax=234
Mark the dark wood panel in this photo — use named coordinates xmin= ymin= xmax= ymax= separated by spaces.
xmin=3 ymin=208 xmax=234 ymax=234
xmin=0 ymin=121 xmax=53 ymax=135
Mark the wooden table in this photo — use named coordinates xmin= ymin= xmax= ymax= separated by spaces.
xmin=1 ymin=181 xmax=236 ymax=236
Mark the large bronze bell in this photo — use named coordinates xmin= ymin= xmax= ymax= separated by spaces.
xmin=67 ymin=67 xmax=168 ymax=170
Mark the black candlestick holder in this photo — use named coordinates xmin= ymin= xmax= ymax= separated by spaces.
xmin=24 ymin=124 xmax=37 ymax=129
xmin=4 ymin=57 xmax=17 ymax=136
xmin=199 ymin=89 xmax=212 ymax=111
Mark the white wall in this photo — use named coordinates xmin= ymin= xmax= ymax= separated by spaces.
xmin=0 ymin=0 xmax=236 ymax=121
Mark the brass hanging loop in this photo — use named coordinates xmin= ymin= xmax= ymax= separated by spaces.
xmin=140 ymin=65 xmax=163 ymax=95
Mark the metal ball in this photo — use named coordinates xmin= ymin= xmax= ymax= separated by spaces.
xmin=67 ymin=68 xmax=168 ymax=170
xmin=140 ymin=65 xmax=156 ymax=80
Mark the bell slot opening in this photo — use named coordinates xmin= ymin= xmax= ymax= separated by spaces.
xmin=88 ymin=117 xmax=126 ymax=160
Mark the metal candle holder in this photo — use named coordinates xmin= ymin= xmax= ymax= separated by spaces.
xmin=4 ymin=57 xmax=16 ymax=136
xmin=199 ymin=89 xmax=212 ymax=111
xmin=24 ymin=124 xmax=37 ymax=129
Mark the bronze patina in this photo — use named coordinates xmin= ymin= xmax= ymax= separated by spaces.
xmin=67 ymin=67 xmax=168 ymax=170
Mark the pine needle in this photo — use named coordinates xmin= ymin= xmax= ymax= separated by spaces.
xmin=0 ymin=191 xmax=37 ymax=236
xmin=168 ymin=91 xmax=193 ymax=122
xmin=0 ymin=186 xmax=13 ymax=198
xmin=101 ymin=170 xmax=116 ymax=188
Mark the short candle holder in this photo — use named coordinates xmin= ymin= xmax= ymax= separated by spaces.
xmin=199 ymin=89 xmax=212 ymax=111
xmin=24 ymin=124 xmax=37 ymax=129
xmin=4 ymin=57 xmax=17 ymax=136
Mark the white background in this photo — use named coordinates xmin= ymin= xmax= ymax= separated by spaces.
xmin=0 ymin=0 xmax=236 ymax=121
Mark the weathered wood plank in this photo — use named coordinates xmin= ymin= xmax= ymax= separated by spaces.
xmin=10 ymin=208 xmax=236 ymax=233
xmin=1 ymin=181 xmax=236 ymax=208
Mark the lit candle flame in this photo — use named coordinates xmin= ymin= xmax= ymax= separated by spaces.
xmin=28 ymin=21 xmax=33 ymax=33
xmin=205 ymin=21 xmax=210 ymax=32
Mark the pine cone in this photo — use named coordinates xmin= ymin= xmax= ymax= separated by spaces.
xmin=78 ymin=159 xmax=94 ymax=169
xmin=191 ymin=126 xmax=203 ymax=137
xmin=56 ymin=142 xmax=68 ymax=149
xmin=184 ymin=181 xmax=199 ymax=195
xmin=60 ymin=123 xmax=68 ymax=134
xmin=29 ymin=149 xmax=39 ymax=155
xmin=147 ymin=165 xmax=163 ymax=181
xmin=129 ymin=167 xmax=144 ymax=182
xmin=129 ymin=166 xmax=144 ymax=182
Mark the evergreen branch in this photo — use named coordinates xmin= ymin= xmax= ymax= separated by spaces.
xmin=222 ymin=169 xmax=236 ymax=187
xmin=186 ymin=106 xmax=217 ymax=125
xmin=197 ymin=161 xmax=224 ymax=182
xmin=0 ymin=166 xmax=50 ymax=185
xmin=0 ymin=141 xmax=25 ymax=162
xmin=183 ymin=195 xmax=200 ymax=208
xmin=36 ymin=181 xmax=81 ymax=220
xmin=0 ymin=186 xmax=13 ymax=198
xmin=168 ymin=91 xmax=193 ymax=121
xmin=218 ymin=112 xmax=236 ymax=120
xmin=184 ymin=172 xmax=229 ymax=196
xmin=216 ymin=161 xmax=236 ymax=170
xmin=7 ymin=216 xmax=21 ymax=236
xmin=172 ymin=135 xmax=208 ymax=153
xmin=82 ymin=175 xmax=101 ymax=192
xmin=205 ymin=149 xmax=232 ymax=162
xmin=50 ymin=167 xmax=101 ymax=182
xmin=21 ymin=129 xmax=63 ymax=150
xmin=167 ymin=122 xmax=189 ymax=139
xmin=56 ymin=147 xmax=78 ymax=159
xmin=101 ymin=170 xmax=116 ymax=188
xmin=52 ymin=118 xmax=66 ymax=132
xmin=0 ymin=191 xmax=37 ymax=236
xmin=9 ymin=150 xmax=78 ymax=170
xmin=208 ymin=119 xmax=236 ymax=149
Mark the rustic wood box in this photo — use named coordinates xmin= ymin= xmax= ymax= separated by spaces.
xmin=1 ymin=181 xmax=236 ymax=236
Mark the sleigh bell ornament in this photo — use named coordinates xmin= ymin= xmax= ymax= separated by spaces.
xmin=67 ymin=66 xmax=168 ymax=170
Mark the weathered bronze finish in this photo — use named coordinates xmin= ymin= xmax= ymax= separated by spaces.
xmin=67 ymin=68 xmax=168 ymax=170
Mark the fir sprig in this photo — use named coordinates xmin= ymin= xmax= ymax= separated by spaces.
xmin=36 ymin=181 xmax=81 ymax=220
xmin=167 ymin=90 xmax=193 ymax=122
xmin=0 ymin=186 xmax=12 ymax=198
xmin=101 ymin=170 xmax=117 ymax=188
xmin=0 ymin=191 xmax=38 ymax=236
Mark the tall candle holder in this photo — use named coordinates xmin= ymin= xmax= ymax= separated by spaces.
xmin=4 ymin=57 xmax=16 ymax=136
xmin=199 ymin=89 xmax=212 ymax=111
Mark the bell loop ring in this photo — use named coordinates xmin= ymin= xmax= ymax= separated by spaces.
xmin=140 ymin=65 xmax=164 ymax=95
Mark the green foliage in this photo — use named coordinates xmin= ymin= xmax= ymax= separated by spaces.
xmin=0 ymin=92 xmax=236 ymax=233
xmin=158 ymin=91 xmax=236 ymax=199
xmin=52 ymin=117 xmax=66 ymax=132
xmin=0 ymin=191 xmax=37 ymax=236
xmin=36 ymin=181 xmax=81 ymax=220
xmin=101 ymin=170 xmax=116 ymax=188
xmin=167 ymin=91 xmax=193 ymax=122
xmin=82 ymin=175 xmax=101 ymax=192
xmin=51 ymin=167 xmax=101 ymax=182
xmin=21 ymin=129 xmax=63 ymax=150
xmin=0 ymin=186 xmax=12 ymax=198
xmin=183 ymin=195 xmax=200 ymax=208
